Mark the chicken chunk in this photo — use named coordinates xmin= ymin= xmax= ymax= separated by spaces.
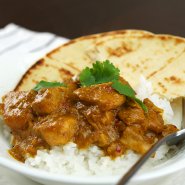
xmin=74 ymin=121 xmax=96 ymax=148
xmin=144 ymin=99 xmax=164 ymax=133
xmin=162 ymin=124 xmax=178 ymax=137
xmin=37 ymin=114 xmax=78 ymax=146
xmin=118 ymin=100 xmax=146 ymax=128
xmin=121 ymin=125 xmax=152 ymax=154
xmin=9 ymin=134 xmax=47 ymax=162
xmin=96 ymin=132 xmax=111 ymax=147
xmin=79 ymin=105 xmax=118 ymax=146
xmin=32 ymin=87 xmax=66 ymax=115
xmin=73 ymin=83 xmax=126 ymax=110
xmin=92 ymin=126 xmax=119 ymax=147
xmin=2 ymin=91 xmax=36 ymax=130
xmin=63 ymin=78 xmax=78 ymax=92
xmin=82 ymin=105 xmax=115 ymax=129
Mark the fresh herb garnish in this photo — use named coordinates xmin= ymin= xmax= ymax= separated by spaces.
xmin=134 ymin=98 xmax=148 ymax=113
xmin=79 ymin=60 xmax=148 ymax=112
xmin=33 ymin=81 xmax=66 ymax=91
xmin=111 ymin=80 xmax=148 ymax=112
xmin=79 ymin=68 xmax=96 ymax=87
xmin=79 ymin=60 xmax=120 ymax=86
xmin=111 ymin=80 xmax=135 ymax=98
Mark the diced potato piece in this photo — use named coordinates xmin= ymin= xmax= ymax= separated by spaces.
xmin=121 ymin=125 xmax=152 ymax=154
xmin=32 ymin=87 xmax=66 ymax=115
xmin=74 ymin=83 xmax=126 ymax=110
xmin=2 ymin=91 xmax=35 ymax=130
xmin=38 ymin=114 xmax=78 ymax=146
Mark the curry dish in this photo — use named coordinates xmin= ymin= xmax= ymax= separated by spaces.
xmin=0 ymin=77 xmax=178 ymax=162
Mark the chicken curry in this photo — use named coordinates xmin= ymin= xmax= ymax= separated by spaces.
xmin=0 ymin=61 xmax=178 ymax=162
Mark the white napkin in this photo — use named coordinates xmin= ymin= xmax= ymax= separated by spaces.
xmin=0 ymin=23 xmax=68 ymax=98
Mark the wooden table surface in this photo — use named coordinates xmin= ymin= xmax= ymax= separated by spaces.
xmin=0 ymin=0 xmax=185 ymax=39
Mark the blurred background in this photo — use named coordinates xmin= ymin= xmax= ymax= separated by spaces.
xmin=0 ymin=0 xmax=185 ymax=39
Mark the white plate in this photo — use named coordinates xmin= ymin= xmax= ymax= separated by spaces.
xmin=0 ymin=166 xmax=40 ymax=185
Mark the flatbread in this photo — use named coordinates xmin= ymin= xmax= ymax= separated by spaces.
xmin=15 ymin=30 xmax=185 ymax=101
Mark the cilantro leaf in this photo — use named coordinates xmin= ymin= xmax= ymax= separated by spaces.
xmin=33 ymin=81 xmax=66 ymax=91
xmin=79 ymin=68 xmax=95 ymax=86
xmin=135 ymin=98 xmax=148 ymax=113
xmin=111 ymin=80 xmax=135 ymax=98
xmin=91 ymin=60 xmax=120 ymax=84
xmin=112 ymin=80 xmax=148 ymax=113
xmin=79 ymin=60 xmax=148 ymax=112
xmin=79 ymin=60 xmax=119 ymax=86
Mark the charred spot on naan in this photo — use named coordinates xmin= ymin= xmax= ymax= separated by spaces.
xmin=164 ymin=76 xmax=184 ymax=84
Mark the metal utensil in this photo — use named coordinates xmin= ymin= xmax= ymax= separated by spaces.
xmin=117 ymin=98 xmax=185 ymax=185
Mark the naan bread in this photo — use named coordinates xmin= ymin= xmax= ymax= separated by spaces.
xmin=15 ymin=30 xmax=185 ymax=100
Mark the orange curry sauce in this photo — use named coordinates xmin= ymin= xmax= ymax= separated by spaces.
xmin=0 ymin=78 xmax=178 ymax=162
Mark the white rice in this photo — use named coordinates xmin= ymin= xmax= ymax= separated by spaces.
xmin=10 ymin=77 xmax=181 ymax=176
xmin=25 ymin=142 xmax=174 ymax=177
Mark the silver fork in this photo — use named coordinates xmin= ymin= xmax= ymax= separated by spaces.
xmin=117 ymin=98 xmax=185 ymax=185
